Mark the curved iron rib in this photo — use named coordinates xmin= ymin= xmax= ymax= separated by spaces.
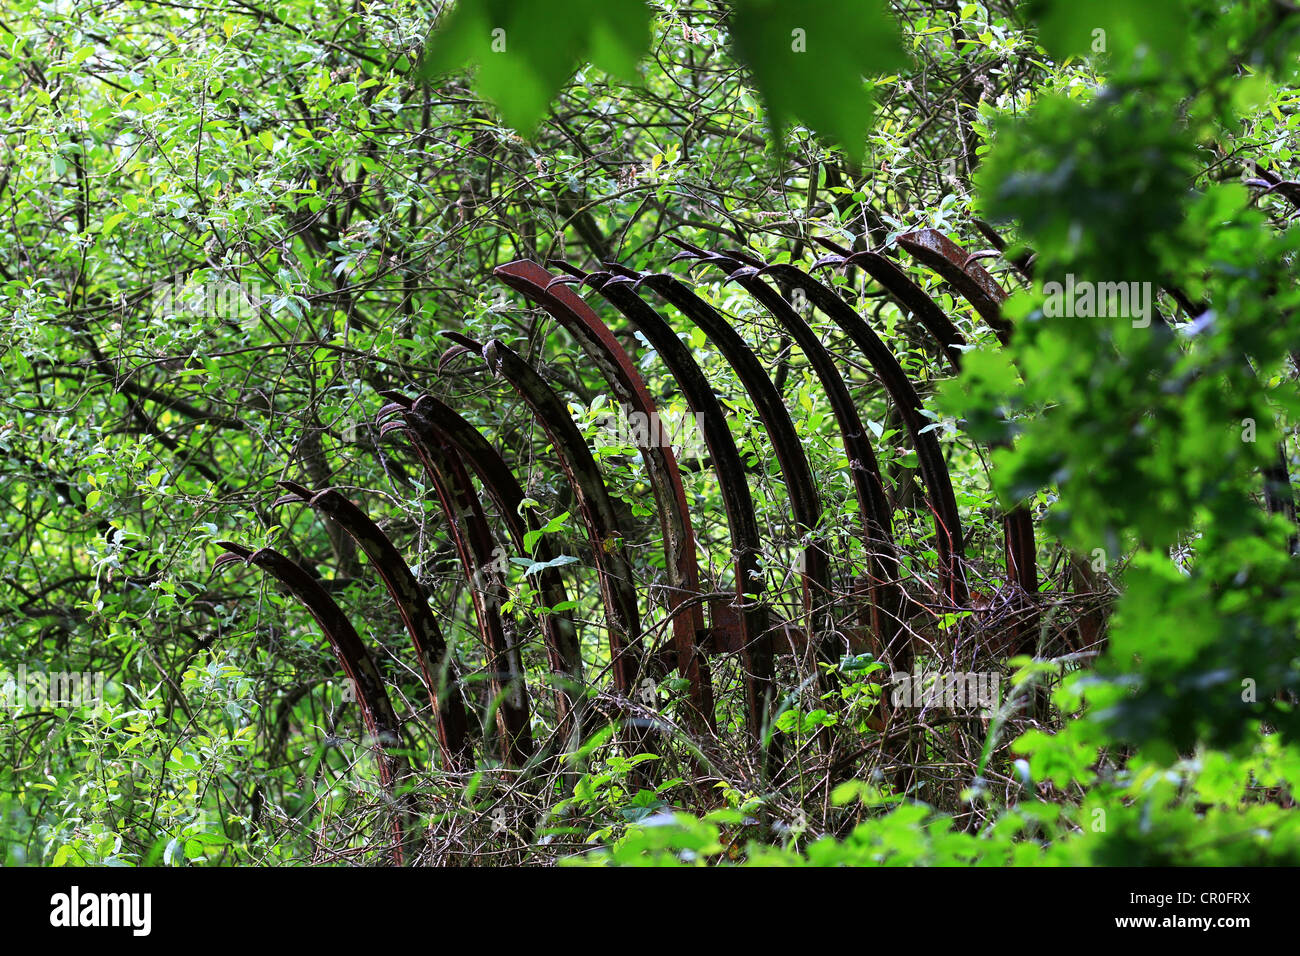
xmin=685 ymin=249 xmax=921 ymax=637
xmin=895 ymin=230 xmax=1039 ymax=631
xmin=730 ymin=252 xmax=970 ymax=609
xmin=448 ymin=332 xmax=647 ymax=703
xmin=492 ymin=261 xmax=715 ymax=731
xmin=378 ymin=393 xmax=586 ymax=743
xmin=621 ymin=265 xmax=842 ymax=668
xmin=395 ymin=425 xmax=534 ymax=767
xmin=814 ymin=239 xmax=968 ymax=371
xmin=213 ymin=542 xmax=412 ymax=862
xmin=558 ymin=262 xmax=780 ymax=758
xmin=269 ymin=480 xmax=475 ymax=772
xmin=897 ymin=229 xmax=1014 ymax=344
xmin=638 ymin=265 xmax=908 ymax=664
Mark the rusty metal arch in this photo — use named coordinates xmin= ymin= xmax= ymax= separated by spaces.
xmin=640 ymin=264 xmax=909 ymax=667
xmin=400 ymin=409 xmax=535 ymax=767
xmin=377 ymin=392 xmax=587 ymax=743
xmin=213 ymin=542 xmax=414 ymax=862
xmin=493 ymin=261 xmax=716 ymax=731
xmin=552 ymin=261 xmax=783 ymax=763
xmin=602 ymin=261 xmax=852 ymax=677
xmin=735 ymin=253 xmax=969 ymax=609
xmin=892 ymin=229 xmax=1038 ymax=649
xmin=445 ymin=332 xmax=647 ymax=701
xmin=269 ymin=480 xmax=475 ymax=772
xmin=666 ymin=241 xmax=963 ymax=660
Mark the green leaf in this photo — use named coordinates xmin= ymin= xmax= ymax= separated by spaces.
xmin=1025 ymin=0 xmax=1189 ymax=64
xmin=523 ymin=510 xmax=571 ymax=554
xmin=101 ymin=211 xmax=126 ymax=236
xmin=421 ymin=0 xmax=651 ymax=135
xmin=728 ymin=0 xmax=907 ymax=163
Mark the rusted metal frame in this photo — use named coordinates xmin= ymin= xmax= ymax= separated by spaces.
xmin=213 ymin=542 xmax=412 ymax=862
xmin=603 ymin=267 xmax=851 ymax=683
xmin=396 ymin=420 xmax=535 ymax=767
xmin=492 ymin=260 xmax=715 ymax=732
xmin=895 ymin=230 xmax=1041 ymax=642
xmin=855 ymin=230 xmax=1035 ymax=599
xmin=637 ymin=268 xmax=906 ymax=661
xmin=958 ymin=224 xmax=1126 ymax=635
xmin=959 ymin=227 xmax=1116 ymax=651
xmin=269 ymin=480 xmax=475 ymax=772
xmin=744 ymin=257 xmax=971 ymax=611
xmin=897 ymin=229 xmax=1015 ymax=344
xmin=557 ymin=262 xmax=783 ymax=762
xmin=377 ymin=393 xmax=586 ymax=743
xmin=675 ymin=240 xmax=965 ymax=620
xmin=812 ymin=238 xmax=968 ymax=371
xmin=448 ymin=332 xmax=648 ymax=705
xmin=663 ymin=244 xmax=910 ymax=668
xmin=669 ymin=247 xmax=933 ymax=789
xmin=811 ymin=243 xmax=1032 ymax=649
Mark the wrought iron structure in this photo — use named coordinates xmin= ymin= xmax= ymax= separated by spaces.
xmin=212 ymin=230 xmax=1126 ymax=862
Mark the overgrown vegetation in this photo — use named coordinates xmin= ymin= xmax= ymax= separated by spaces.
xmin=3 ymin=0 xmax=1300 ymax=867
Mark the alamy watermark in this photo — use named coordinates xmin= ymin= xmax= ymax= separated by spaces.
xmin=890 ymin=670 xmax=1000 ymax=716
xmin=149 ymin=276 xmax=262 ymax=322
xmin=0 ymin=666 xmax=106 ymax=712
xmin=1042 ymin=274 xmax=1152 ymax=328
xmin=50 ymin=886 xmax=151 ymax=936
xmin=592 ymin=404 xmax=707 ymax=457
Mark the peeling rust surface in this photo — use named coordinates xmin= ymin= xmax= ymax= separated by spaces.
xmin=898 ymin=229 xmax=1014 ymax=343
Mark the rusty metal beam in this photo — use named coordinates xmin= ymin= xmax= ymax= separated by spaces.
xmin=668 ymin=244 xmax=911 ymax=659
xmin=269 ymin=480 xmax=475 ymax=772
xmin=377 ymin=393 xmax=586 ymax=743
xmin=721 ymin=250 xmax=970 ymax=611
xmin=492 ymin=261 xmax=715 ymax=732
xmin=895 ymin=230 xmax=1039 ymax=637
xmin=670 ymin=240 xmax=935 ymax=658
xmin=634 ymin=266 xmax=909 ymax=667
xmin=556 ymin=261 xmax=782 ymax=762
xmin=813 ymin=238 xmax=967 ymax=371
xmin=445 ymin=332 xmax=648 ymax=704
xmin=898 ymin=229 xmax=1014 ymax=344
xmin=395 ymin=422 xmax=534 ymax=767
xmin=213 ymin=542 xmax=413 ymax=862
xmin=613 ymin=265 xmax=842 ymax=667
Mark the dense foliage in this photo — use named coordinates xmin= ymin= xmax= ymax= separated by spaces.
xmin=3 ymin=0 xmax=1300 ymax=866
